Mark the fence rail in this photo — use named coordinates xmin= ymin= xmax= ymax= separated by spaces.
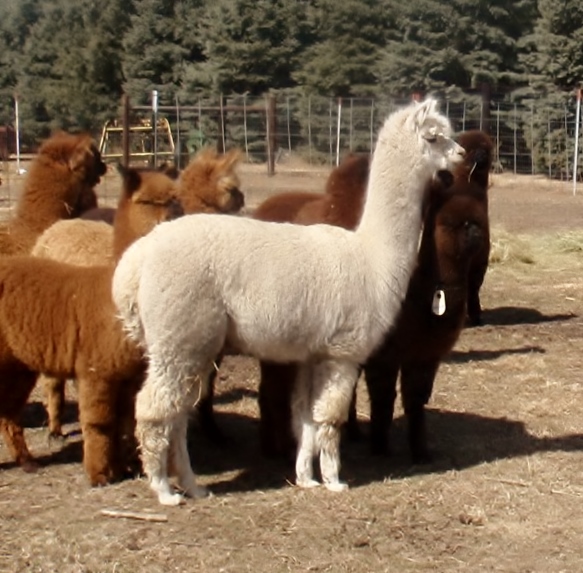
xmin=2 ymin=91 xmax=582 ymax=189
xmin=93 ymin=92 xmax=583 ymax=184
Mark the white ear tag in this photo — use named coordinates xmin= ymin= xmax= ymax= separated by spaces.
xmin=432 ymin=288 xmax=446 ymax=316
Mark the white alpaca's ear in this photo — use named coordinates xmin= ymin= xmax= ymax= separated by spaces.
xmin=409 ymin=98 xmax=438 ymax=130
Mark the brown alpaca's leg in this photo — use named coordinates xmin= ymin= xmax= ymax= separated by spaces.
xmin=77 ymin=377 xmax=121 ymax=486
xmin=194 ymin=353 xmax=229 ymax=445
xmin=0 ymin=419 xmax=38 ymax=472
xmin=400 ymin=361 xmax=439 ymax=464
xmin=363 ymin=357 xmax=399 ymax=455
xmin=0 ymin=370 xmax=39 ymax=472
xmin=40 ymin=374 xmax=67 ymax=439
xmin=115 ymin=376 xmax=143 ymax=478
xmin=344 ymin=366 xmax=364 ymax=441
xmin=258 ymin=361 xmax=297 ymax=459
xmin=467 ymin=255 xmax=489 ymax=327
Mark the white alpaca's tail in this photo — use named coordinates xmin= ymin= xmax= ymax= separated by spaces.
xmin=111 ymin=238 xmax=148 ymax=346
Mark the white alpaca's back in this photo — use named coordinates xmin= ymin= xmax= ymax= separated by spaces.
xmin=115 ymin=215 xmax=390 ymax=364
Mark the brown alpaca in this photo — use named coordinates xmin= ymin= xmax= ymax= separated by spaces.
xmin=253 ymin=134 xmax=492 ymax=461
xmin=0 ymin=166 xmax=181 ymax=484
xmin=0 ymin=131 xmax=104 ymax=255
xmin=32 ymin=148 xmax=245 ymax=440
xmin=454 ymin=130 xmax=493 ymax=326
xmin=253 ymin=153 xmax=368 ymax=227
xmin=78 ymin=161 xmax=181 ymax=225
xmin=78 ymin=147 xmax=244 ymax=223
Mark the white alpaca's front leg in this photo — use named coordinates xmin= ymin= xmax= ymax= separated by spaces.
xmin=317 ymin=422 xmax=347 ymax=492
xmin=170 ymin=412 xmax=209 ymax=500
xmin=292 ymin=364 xmax=319 ymax=488
xmin=312 ymin=360 xmax=360 ymax=492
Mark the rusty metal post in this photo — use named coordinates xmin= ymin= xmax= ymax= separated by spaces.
xmin=266 ymin=93 xmax=277 ymax=176
xmin=121 ymin=93 xmax=130 ymax=168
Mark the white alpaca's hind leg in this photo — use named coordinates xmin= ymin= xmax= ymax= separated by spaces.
xmin=170 ymin=412 xmax=209 ymax=499
xmin=292 ymin=364 xmax=319 ymax=488
xmin=135 ymin=365 xmax=203 ymax=506
xmin=312 ymin=360 xmax=359 ymax=492
xmin=136 ymin=417 xmax=183 ymax=506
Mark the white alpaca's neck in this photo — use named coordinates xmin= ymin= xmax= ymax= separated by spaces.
xmin=355 ymin=110 xmax=432 ymax=298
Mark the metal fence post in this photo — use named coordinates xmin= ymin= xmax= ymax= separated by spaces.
xmin=573 ymin=89 xmax=581 ymax=195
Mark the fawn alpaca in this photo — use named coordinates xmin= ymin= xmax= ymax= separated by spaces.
xmin=32 ymin=148 xmax=244 ymax=440
xmin=112 ymin=98 xmax=464 ymax=505
xmin=0 ymin=167 xmax=181 ymax=483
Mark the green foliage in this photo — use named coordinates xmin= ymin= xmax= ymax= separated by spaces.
xmin=0 ymin=0 xmax=578 ymax=164
xmin=295 ymin=0 xmax=390 ymax=97
xmin=11 ymin=0 xmax=128 ymax=140
xmin=122 ymin=0 xmax=192 ymax=105
xmin=377 ymin=0 xmax=538 ymax=96
xmin=180 ymin=0 xmax=309 ymax=98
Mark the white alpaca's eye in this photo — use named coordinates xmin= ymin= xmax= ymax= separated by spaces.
xmin=425 ymin=135 xmax=438 ymax=143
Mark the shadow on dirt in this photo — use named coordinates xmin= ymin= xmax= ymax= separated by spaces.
xmin=0 ymin=438 xmax=82 ymax=472
xmin=20 ymin=400 xmax=79 ymax=431
xmin=480 ymin=306 xmax=577 ymax=326
xmin=448 ymin=345 xmax=545 ymax=363
xmin=185 ymin=407 xmax=583 ymax=496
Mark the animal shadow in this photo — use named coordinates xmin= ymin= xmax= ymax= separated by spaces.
xmin=190 ymin=408 xmax=583 ymax=495
xmin=342 ymin=409 xmax=583 ymax=487
xmin=448 ymin=344 xmax=545 ymax=364
xmin=480 ymin=306 xmax=577 ymax=326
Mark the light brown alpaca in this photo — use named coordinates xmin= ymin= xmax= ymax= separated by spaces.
xmin=0 ymin=131 xmax=104 ymax=255
xmin=0 ymin=166 xmax=182 ymax=484
xmin=32 ymin=148 xmax=245 ymax=439
xmin=32 ymin=147 xmax=243 ymax=267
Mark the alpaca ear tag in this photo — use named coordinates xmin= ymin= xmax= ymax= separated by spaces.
xmin=432 ymin=288 xmax=446 ymax=316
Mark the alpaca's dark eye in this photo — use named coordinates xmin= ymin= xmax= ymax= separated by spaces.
xmin=425 ymin=135 xmax=438 ymax=143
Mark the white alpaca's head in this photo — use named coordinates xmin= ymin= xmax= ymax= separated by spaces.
xmin=406 ymin=98 xmax=465 ymax=172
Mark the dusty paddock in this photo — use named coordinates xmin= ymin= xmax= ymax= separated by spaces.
xmin=1 ymin=164 xmax=583 ymax=572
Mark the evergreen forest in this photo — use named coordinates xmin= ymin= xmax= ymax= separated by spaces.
xmin=0 ymin=0 xmax=582 ymax=153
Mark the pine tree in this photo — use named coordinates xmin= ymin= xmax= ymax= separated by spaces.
xmin=15 ymin=0 xmax=129 ymax=139
xmin=181 ymin=0 xmax=309 ymax=97
xmin=122 ymin=0 xmax=195 ymax=105
xmin=294 ymin=0 xmax=390 ymax=97
xmin=0 ymin=0 xmax=41 ymax=125
xmin=377 ymin=0 xmax=537 ymax=96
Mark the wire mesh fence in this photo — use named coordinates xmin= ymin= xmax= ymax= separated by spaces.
xmin=96 ymin=92 xmax=583 ymax=182
xmin=1 ymin=90 xmax=582 ymax=219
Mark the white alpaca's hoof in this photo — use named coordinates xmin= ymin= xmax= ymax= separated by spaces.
xmin=324 ymin=481 xmax=349 ymax=493
xmin=296 ymin=478 xmax=320 ymax=489
xmin=158 ymin=491 xmax=185 ymax=506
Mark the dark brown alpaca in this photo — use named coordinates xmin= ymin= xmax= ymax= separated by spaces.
xmin=455 ymin=130 xmax=493 ymax=326
xmin=0 ymin=131 xmax=104 ymax=255
xmin=0 ymin=166 xmax=182 ymax=483
xmin=253 ymin=133 xmax=492 ymax=462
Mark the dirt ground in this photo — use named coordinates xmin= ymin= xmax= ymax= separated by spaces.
xmin=1 ymin=163 xmax=583 ymax=572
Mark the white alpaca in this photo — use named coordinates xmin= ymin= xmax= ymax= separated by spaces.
xmin=112 ymin=98 xmax=465 ymax=506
